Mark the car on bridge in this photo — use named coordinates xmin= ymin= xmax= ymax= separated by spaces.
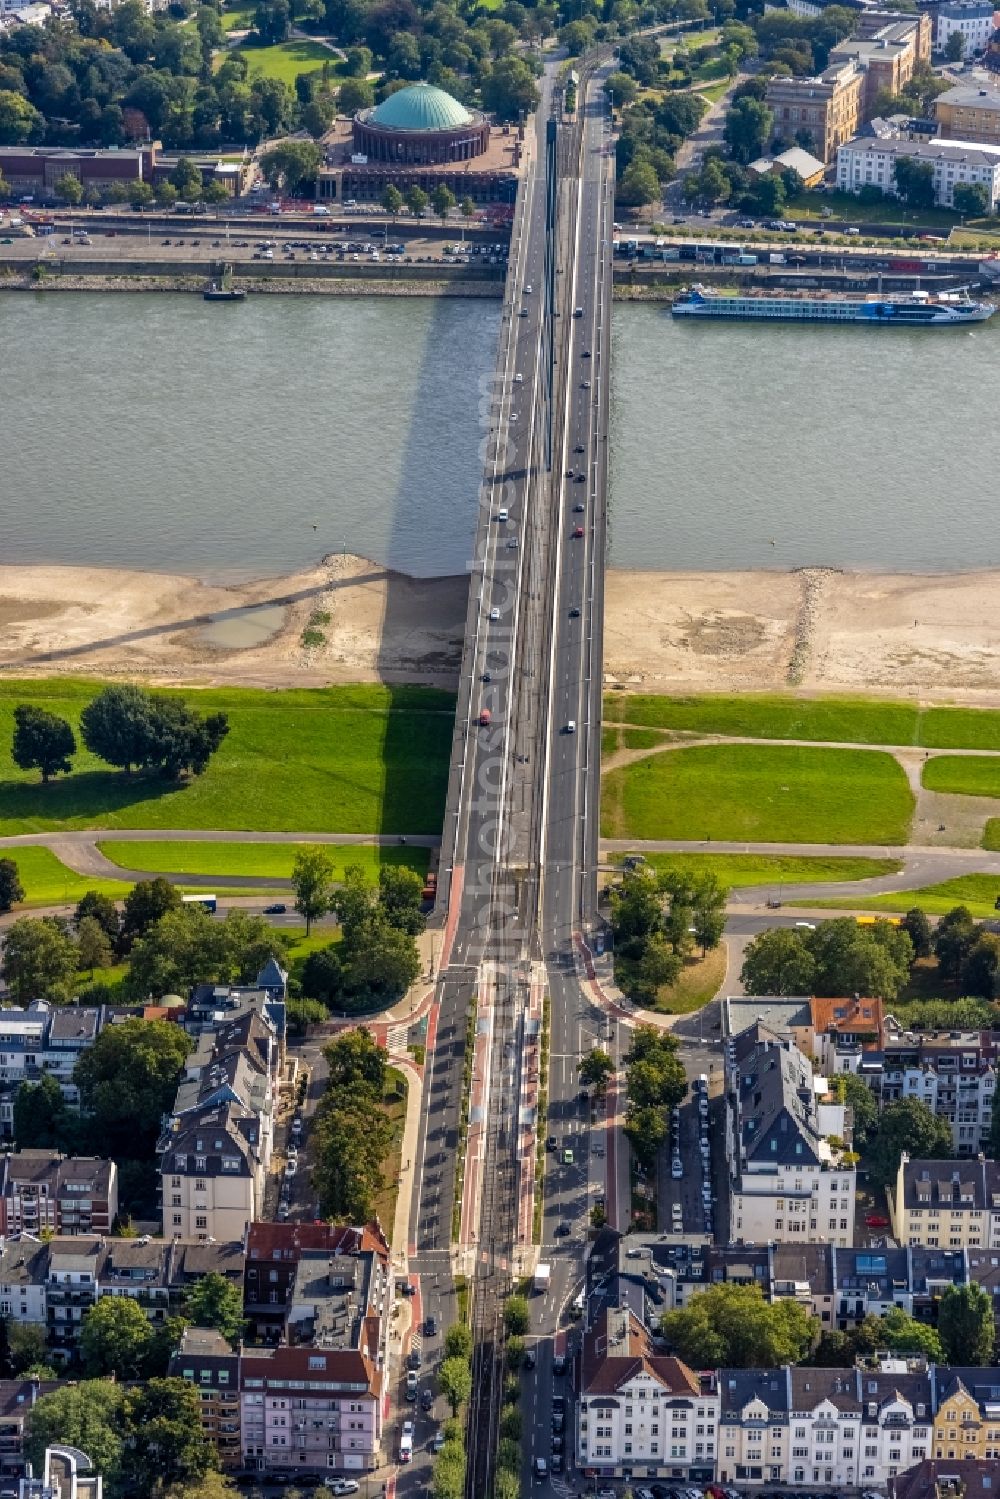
xmin=572 ymin=526 xmax=584 ymax=538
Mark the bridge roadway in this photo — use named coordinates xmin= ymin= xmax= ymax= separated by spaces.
xmin=400 ymin=53 xmax=616 ymax=1499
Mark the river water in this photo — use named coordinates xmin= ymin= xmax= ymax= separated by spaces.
xmin=5 ymin=292 xmax=1000 ymax=578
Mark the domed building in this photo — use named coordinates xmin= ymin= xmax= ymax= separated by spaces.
xmin=353 ymin=83 xmax=491 ymax=165
xmin=316 ymin=79 xmax=521 ymax=206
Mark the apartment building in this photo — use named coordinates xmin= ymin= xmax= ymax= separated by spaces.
xmin=159 ymin=1007 xmax=281 ymax=1241
xmin=937 ymin=3 xmax=996 ymax=58
xmin=0 ymin=1153 xmax=117 ymax=1238
xmin=243 ymin=1221 xmax=391 ymax=1367
xmin=876 ymin=1033 xmax=998 ymax=1154
xmin=0 ymin=1382 xmax=61 ymax=1481
xmin=857 ymin=10 xmax=933 ymax=63
xmin=892 ymin=1155 xmax=1000 ymax=1249
xmin=836 ymin=134 xmax=1000 ymax=205
xmin=718 ymin=1360 xmax=935 ymax=1487
xmin=931 ymin=1369 xmax=1000 ymax=1460
xmin=722 ymin=995 xmax=887 ymax=1073
xmin=44 ymin=1239 xmax=101 ymax=1359
xmin=577 ymin=1306 xmax=717 ymax=1482
xmin=725 ymin=1022 xmax=857 ymax=1248
xmin=766 ymin=61 xmax=865 ymax=163
xmin=240 ymin=1346 xmax=383 ymax=1479
xmin=169 ymin=1326 xmax=242 ymax=1471
xmin=936 ymin=82 xmax=1000 ymax=142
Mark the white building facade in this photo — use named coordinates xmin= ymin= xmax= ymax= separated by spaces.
xmin=836 ymin=135 xmax=1000 ymax=206
xmin=936 ymin=3 xmax=996 ymax=58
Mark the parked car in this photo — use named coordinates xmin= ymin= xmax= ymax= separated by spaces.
xmin=263 ymin=903 xmax=287 ymax=914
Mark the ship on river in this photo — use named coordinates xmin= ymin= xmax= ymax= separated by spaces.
xmin=671 ymin=284 xmax=995 ymax=326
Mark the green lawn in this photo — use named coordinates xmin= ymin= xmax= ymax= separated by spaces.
xmin=605 ymin=693 xmax=1000 ymax=753
xmin=96 ymin=840 xmax=429 ymax=883
xmin=607 ymin=851 xmax=902 ymax=886
xmin=220 ymin=1 xmax=255 ymax=31
xmin=922 ymin=756 xmax=1000 ymax=798
xmin=601 ymin=744 xmax=914 ymax=845
xmin=785 ymin=188 xmax=965 ymax=232
xmin=231 ymin=38 xmax=341 ymax=83
xmin=983 ymin=820 xmax=1000 ymax=851
xmin=801 ymin=874 xmax=1000 ymax=920
xmin=605 ymin=692 xmax=920 ymax=745
xmin=0 ymin=680 xmax=454 ymax=836
xmin=695 ymin=79 xmax=732 ymax=103
xmin=8 ymin=847 xmax=132 ymax=907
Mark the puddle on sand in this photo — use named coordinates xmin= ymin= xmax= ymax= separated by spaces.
xmin=198 ymin=604 xmax=287 ymax=650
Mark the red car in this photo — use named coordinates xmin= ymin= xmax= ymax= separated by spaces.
xmin=865 ymin=1213 xmax=889 ymax=1228
xmin=572 ymin=526 xmax=584 ymax=538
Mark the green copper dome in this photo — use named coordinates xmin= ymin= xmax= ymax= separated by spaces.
xmin=367 ymin=82 xmax=474 ymax=132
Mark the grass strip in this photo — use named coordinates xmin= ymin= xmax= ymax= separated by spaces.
xmin=451 ymin=995 xmax=477 ymax=1244
xmin=798 ymin=874 xmax=1000 ymax=920
xmin=922 ymin=756 xmax=1000 ymax=798
xmin=607 ymin=852 xmax=902 ymax=886
xmin=532 ymin=991 xmax=550 ymax=1245
xmin=96 ymin=840 xmax=429 ymax=882
xmin=601 ymin=744 xmax=913 ymax=845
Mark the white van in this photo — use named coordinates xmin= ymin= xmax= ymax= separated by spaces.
xmin=497 ymin=507 xmax=508 ymax=522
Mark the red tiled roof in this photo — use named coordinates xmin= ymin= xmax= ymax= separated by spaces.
xmin=581 ymin=1309 xmax=701 ymax=1398
xmin=246 ymin=1220 xmax=389 ymax=1265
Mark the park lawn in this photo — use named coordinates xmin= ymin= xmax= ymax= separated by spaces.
xmin=232 ymin=38 xmax=341 ymax=83
xmin=651 ymin=946 xmax=727 ymax=1015
xmin=0 ymin=680 xmax=454 ymax=836
xmin=922 ymin=755 xmax=1000 ymax=798
xmin=607 ymin=851 xmax=902 ymax=886
xmin=601 ymin=744 xmax=914 ymax=845
xmin=785 ymin=188 xmax=963 ymax=232
xmin=799 ymin=874 xmax=1000 ymax=920
xmin=221 ymin=1 xmax=255 ymax=30
xmin=96 ymin=840 xmax=430 ymax=883
xmin=604 ymin=692 xmax=920 ymax=745
xmin=695 ymin=79 xmax=732 ymax=103
xmin=372 ymin=1066 xmax=408 ymax=1245
xmin=921 ymin=707 xmax=1000 ymax=749
xmin=984 ymin=820 xmax=1000 ymax=850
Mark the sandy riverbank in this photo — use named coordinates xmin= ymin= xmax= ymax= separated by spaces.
xmin=4 ymin=560 xmax=1000 ymax=701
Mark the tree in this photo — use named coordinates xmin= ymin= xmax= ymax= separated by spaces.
xmin=156 ymin=182 xmax=179 ymax=207
xmin=13 ymin=1074 xmax=72 ymax=1152
xmin=52 ymin=169 xmax=84 ymax=204
xmin=963 ymin=933 xmax=1000 ymax=998
xmin=606 ymin=70 xmax=639 ymax=108
xmin=74 ymin=1017 xmax=192 ymax=1161
xmin=661 ymin=1282 xmax=816 ymax=1368
xmin=8 ymin=1323 xmax=48 ymax=1376
xmin=609 ymin=867 xmax=662 ymax=947
xmin=954 ymin=181 xmax=989 ymax=218
xmin=903 ymin=907 xmax=932 ymax=958
xmin=121 ymin=877 xmax=183 ymax=948
xmin=291 ymin=847 xmax=334 ymax=936
xmin=26 ymin=1382 xmax=125 ymax=1486
xmin=740 ymin=926 xmax=816 ymax=996
xmin=381 ymin=183 xmax=404 ymax=215
xmin=807 ymin=917 xmax=912 ymax=1002
xmin=74 ymin=891 xmax=121 ymax=949
xmin=444 ymin=1323 xmax=473 ymax=1362
xmin=935 ymin=905 xmax=978 ymax=982
xmin=77 ymin=916 xmax=114 ymax=976
xmin=836 ymin=1071 xmax=877 ymax=1146
xmin=503 ymin=1295 xmax=529 ymax=1336
xmin=125 ymin=907 xmax=285 ymax=998
xmin=138 ymin=699 xmax=229 ymax=779
xmin=169 ymin=158 xmax=202 ymax=199
xmin=481 ymin=54 xmax=539 ymax=122
xmin=579 ymin=1048 xmax=614 ymax=1098
xmin=867 ymin=1097 xmax=952 ymax=1189
xmin=80 ymin=1294 xmax=154 ymax=1379
xmin=260 ymin=140 xmax=322 ymax=196
xmin=79 ymin=684 xmax=155 ymax=775
xmin=724 ymin=96 xmax=773 ymax=163
xmin=11 ymin=705 xmax=76 ymax=783
xmin=299 ymin=945 xmax=343 ymax=1006
xmin=162 ymin=1476 xmax=240 ymax=1499
xmin=881 ymin=1306 xmax=943 ymax=1361
xmin=406 ymin=185 xmax=429 ymax=217
xmin=938 ymin=1282 xmax=995 ymax=1366
xmin=945 ymin=27 xmax=966 ymax=61
xmin=460 ymin=196 xmax=475 ymax=219
xmin=254 ymin=0 xmax=290 ymax=43
xmin=378 ymin=864 xmax=426 ymax=936
xmin=1 ymin=917 xmax=78 ymax=1004
xmin=431 ymin=183 xmax=456 ymax=219
xmin=439 ymin=1355 xmax=473 ymax=1415
xmin=893 ymin=154 xmax=935 ymax=210
xmin=121 ymin=1378 xmax=217 ymax=1496
xmin=0 ymin=858 xmax=24 ymax=915
xmin=617 ymin=156 xmax=660 ymax=208
xmin=338 ymin=76 xmax=375 ymax=112
xmin=0 ymin=91 xmax=44 ymax=146
xmin=286 ymin=997 xmax=328 ymax=1035
xmin=184 ymin=1273 xmax=245 ymax=1346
